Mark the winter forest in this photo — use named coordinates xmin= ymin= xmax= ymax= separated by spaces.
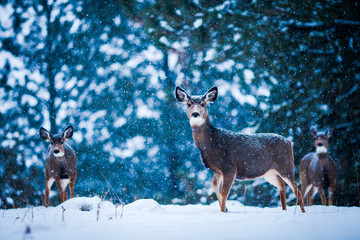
xmin=1 ymin=0 xmax=359 ymax=210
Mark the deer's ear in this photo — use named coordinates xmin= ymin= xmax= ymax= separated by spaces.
xmin=62 ymin=126 xmax=73 ymax=140
xmin=175 ymin=86 xmax=190 ymax=103
xmin=40 ymin=127 xmax=52 ymax=141
xmin=203 ymin=86 xmax=218 ymax=103
xmin=310 ymin=126 xmax=317 ymax=138
xmin=326 ymin=126 xmax=334 ymax=138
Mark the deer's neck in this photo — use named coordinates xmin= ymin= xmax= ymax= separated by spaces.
xmin=191 ymin=119 xmax=214 ymax=151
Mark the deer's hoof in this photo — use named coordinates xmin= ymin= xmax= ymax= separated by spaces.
xmin=221 ymin=207 xmax=229 ymax=213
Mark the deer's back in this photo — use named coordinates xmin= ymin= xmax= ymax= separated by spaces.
xmin=206 ymin=129 xmax=294 ymax=179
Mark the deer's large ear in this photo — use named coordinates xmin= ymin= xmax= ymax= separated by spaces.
xmin=40 ymin=127 xmax=52 ymax=141
xmin=310 ymin=126 xmax=317 ymax=138
xmin=203 ymin=86 xmax=218 ymax=103
xmin=326 ymin=126 xmax=334 ymax=138
xmin=175 ymin=86 xmax=190 ymax=103
xmin=62 ymin=126 xmax=73 ymax=140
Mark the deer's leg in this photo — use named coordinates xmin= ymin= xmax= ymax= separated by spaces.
xmin=302 ymin=184 xmax=313 ymax=206
xmin=60 ymin=179 xmax=70 ymax=202
xmin=307 ymin=187 xmax=314 ymax=206
xmin=212 ymin=172 xmax=222 ymax=209
xmin=55 ymin=179 xmax=64 ymax=203
xmin=263 ymin=171 xmax=286 ymax=210
xmin=220 ymin=172 xmax=236 ymax=213
xmin=283 ymin=178 xmax=305 ymax=213
xmin=319 ymin=187 xmax=327 ymax=205
xmin=45 ymin=178 xmax=54 ymax=207
xmin=328 ymin=184 xmax=336 ymax=206
xmin=278 ymin=178 xmax=287 ymax=210
xmin=69 ymin=178 xmax=75 ymax=198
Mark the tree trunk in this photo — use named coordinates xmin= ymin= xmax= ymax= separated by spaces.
xmin=44 ymin=2 xmax=57 ymax=133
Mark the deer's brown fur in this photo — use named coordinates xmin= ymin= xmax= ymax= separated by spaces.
xmin=300 ymin=126 xmax=337 ymax=205
xmin=40 ymin=126 xmax=77 ymax=207
xmin=175 ymin=86 xmax=305 ymax=213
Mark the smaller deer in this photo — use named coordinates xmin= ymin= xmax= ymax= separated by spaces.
xmin=300 ymin=126 xmax=337 ymax=205
xmin=175 ymin=86 xmax=305 ymax=213
xmin=40 ymin=126 xmax=77 ymax=207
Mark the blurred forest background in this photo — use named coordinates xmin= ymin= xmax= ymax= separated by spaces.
xmin=1 ymin=0 xmax=359 ymax=208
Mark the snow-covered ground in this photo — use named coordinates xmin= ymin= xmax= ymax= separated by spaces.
xmin=1 ymin=197 xmax=359 ymax=240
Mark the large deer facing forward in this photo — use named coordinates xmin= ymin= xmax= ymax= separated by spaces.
xmin=40 ymin=126 xmax=77 ymax=207
xmin=175 ymin=86 xmax=305 ymax=213
xmin=300 ymin=126 xmax=337 ymax=205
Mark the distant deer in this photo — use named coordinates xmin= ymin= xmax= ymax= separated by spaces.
xmin=40 ymin=126 xmax=77 ymax=207
xmin=175 ymin=86 xmax=305 ymax=213
xmin=300 ymin=126 xmax=337 ymax=205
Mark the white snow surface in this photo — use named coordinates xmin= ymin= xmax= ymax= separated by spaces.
xmin=1 ymin=197 xmax=359 ymax=240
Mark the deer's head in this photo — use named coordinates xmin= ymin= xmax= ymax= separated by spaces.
xmin=175 ymin=86 xmax=218 ymax=127
xmin=40 ymin=126 xmax=74 ymax=157
xmin=310 ymin=126 xmax=334 ymax=154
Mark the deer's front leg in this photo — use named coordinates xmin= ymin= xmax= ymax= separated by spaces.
xmin=328 ymin=184 xmax=336 ymax=206
xmin=69 ymin=178 xmax=76 ymax=198
xmin=318 ymin=187 xmax=327 ymax=205
xmin=45 ymin=178 xmax=54 ymax=207
xmin=212 ymin=172 xmax=222 ymax=209
xmin=220 ymin=171 xmax=236 ymax=213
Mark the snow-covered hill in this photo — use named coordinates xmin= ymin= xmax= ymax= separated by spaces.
xmin=0 ymin=197 xmax=359 ymax=240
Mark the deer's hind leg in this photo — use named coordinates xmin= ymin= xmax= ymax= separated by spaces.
xmin=263 ymin=170 xmax=287 ymax=210
xmin=56 ymin=178 xmax=70 ymax=202
xmin=282 ymin=177 xmax=305 ymax=213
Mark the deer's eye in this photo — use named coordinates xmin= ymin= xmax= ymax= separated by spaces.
xmin=201 ymin=103 xmax=205 ymax=107
xmin=187 ymin=103 xmax=191 ymax=107
xmin=50 ymin=141 xmax=54 ymax=144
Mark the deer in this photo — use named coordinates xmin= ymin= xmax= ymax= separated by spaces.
xmin=40 ymin=126 xmax=77 ymax=207
xmin=175 ymin=86 xmax=305 ymax=213
xmin=300 ymin=126 xmax=337 ymax=206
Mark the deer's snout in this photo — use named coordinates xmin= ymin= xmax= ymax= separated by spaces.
xmin=192 ymin=112 xmax=200 ymax=118
xmin=52 ymin=148 xmax=65 ymax=157
xmin=317 ymin=143 xmax=323 ymax=147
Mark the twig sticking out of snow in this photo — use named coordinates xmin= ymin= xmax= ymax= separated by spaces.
xmin=14 ymin=216 xmax=20 ymax=224
xmin=97 ymin=203 xmax=101 ymax=222
xmin=115 ymin=203 xmax=119 ymax=218
xmin=22 ymin=207 xmax=31 ymax=222
xmin=120 ymin=203 xmax=125 ymax=219
xmin=62 ymin=206 xmax=65 ymax=222
xmin=31 ymin=207 xmax=34 ymax=222
xmin=100 ymin=171 xmax=123 ymax=203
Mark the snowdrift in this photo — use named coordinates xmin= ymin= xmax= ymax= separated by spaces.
xmin=0 ymin=197 xmax=359 ymax=240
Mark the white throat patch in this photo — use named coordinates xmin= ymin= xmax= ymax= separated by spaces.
xmin=190 ymin=117 xmax=205 ymax=127
xmin=53 ymin=151 xmax=65 ymax=157
xmin=316 ymin=146 xmax=328 ymax=154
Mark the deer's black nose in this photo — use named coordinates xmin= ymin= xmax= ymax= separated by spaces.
xmin=317 ymin=143 xmax=323 ymax=147
xmin=192 ymin=112 xmax=200 ymax=118
xmin=54 ymin=150 xmax=60 ymax=154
